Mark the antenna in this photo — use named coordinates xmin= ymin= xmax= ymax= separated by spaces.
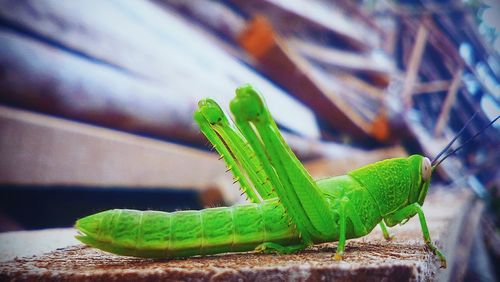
xmin=432 ymin=115 xmax=499 ymax=169
xmin=431 ymin=111 xmax=478 ymax=166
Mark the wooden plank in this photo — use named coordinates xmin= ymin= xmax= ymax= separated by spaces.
xmin=0 ymin=105 xmax=230 ymax=194
xmin=333 ymin=0 xmax=384 ymax=34
xmin=161 ymin=1 xmax=393 ymax=141
xmin=228 ymin=0 xmax=380 ymax=51
xmin=420 ymin=16 xmax=497 ymax=100
xmin=157 ymin=0 xmax=246 ymax=42
xmin=413 ymin=80 xmax=451 ymax=94
xmin=0 ymin=189 xmax=478 ymax=281
xmin=422 ymin=19 xmax=463 ymax=76
xmin=238 ymin=17 xmax=380 ymax=141
xmin=439 ymin=195 xmax=485 ymax=281
xmin=289 ymin=38 xmax=395 ymax=86
xmin=333 ymin=72 xmax=385 ymax=100
xmin=401 ymin=22 xmax=428 ymax=109
xmin=0 ymin=105 xmax=370 ymax=204
xmin=0 ymin=0 xmax=319 ymax=139
xmin=0 ymin=29 xmax=200 ymax=144
xmin=434 ymin=69 xmax=463 ymax=136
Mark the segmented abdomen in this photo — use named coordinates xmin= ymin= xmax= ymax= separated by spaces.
xmin=75 ymin=200 xmax=299 ymax=258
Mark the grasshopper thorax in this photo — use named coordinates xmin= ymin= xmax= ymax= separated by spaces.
xmin=347 ymin=155 xmax=431 ymax=216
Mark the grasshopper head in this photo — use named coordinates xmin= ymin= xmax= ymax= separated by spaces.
xmin=408 ymin=155 xmax=432 ymax=206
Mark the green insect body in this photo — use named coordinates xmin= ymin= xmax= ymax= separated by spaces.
xmin=75 ymin=84 xmax=446 ymax=268
xmin=76 ymin=200 xmax=300 ymax=258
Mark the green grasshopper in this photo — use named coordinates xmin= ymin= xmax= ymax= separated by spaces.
xmin=74 ymin=84 xmax=497 ymax=268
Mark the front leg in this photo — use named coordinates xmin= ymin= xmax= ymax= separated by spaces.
xmin=379 ymin=221 xmax=393 ymax=241
xmin=385 ymin=203 xmax=447 ymax=268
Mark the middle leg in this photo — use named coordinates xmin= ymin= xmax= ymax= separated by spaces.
xmin=379 ymin=221 xmax=393 ymax=241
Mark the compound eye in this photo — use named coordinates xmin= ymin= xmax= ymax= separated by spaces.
xmin=421 ymin=157 xmax=432 ymax=182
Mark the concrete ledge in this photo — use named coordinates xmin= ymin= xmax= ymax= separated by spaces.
xmin=0 ymin=189 xmax=480 ymax=281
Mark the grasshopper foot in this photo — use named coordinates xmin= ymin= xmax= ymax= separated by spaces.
xmin=333 ymin=252 xmax=343 ymax=261
xmin=439 ymin=257 xmax=447 ymax=269
xmin=434 ymin=249 xmax=447 ymax=268
xmin=379 ymin=222 xmax=394 ymax=241
xmin=383 ymin=234 xmax=395 ymax=241
xmin=424 ymin=240 xmax=447 ymax=268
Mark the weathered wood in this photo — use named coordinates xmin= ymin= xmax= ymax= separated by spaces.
xmin=401 ymin=21 xmax=428 ymax=109
xmin=0 ymin=190 xmax=478 ymax=281
xmin=0 ymin=105 xmax=401 ymax=204
xmin=333 ymin=0 xmax=384 ymax=34
xmin=440 ymin=196 xmax=485 ymax=281
xmin=413 ymin=80 xmax=451 ymax=94
xmin=162 ymin=0 xmax=395 ymax=142
xmin=0 ymin=105 xmax=229 ymax=194
xmin=289 ymin=38 xmax=394 ymax=86
xmin=238 ymin=17 xmax=386 ymax=142
xmin=0 ymin=29 xmax=199 ymax=143
xmin=157 ymin=0 xmax=245 ymax=42
xmin=421 ymin=19 xmax=463 ymax=76
xmin=0 ymin=0 xmax=319 ymax=140
xmin=433 ymin=69 xmax=463 ymax=137
xmin=228 ymin=0 xmax=380 ymax=51
xmin=396 ymin=13 xmax=498 ymax=174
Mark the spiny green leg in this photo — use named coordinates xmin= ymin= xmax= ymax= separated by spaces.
xmin=195 ymin=99 xmax=276 ymax=202
xmin=194 ymin=109 xmax=260 ymax=203
xmin=384 ymin=203 xmax=447 ymax=268
xmin=379 ymin=221 xmax=393 ymax=241
xmin=202 ymin=100 xmax=275 ymax=199
xmin=230 ymin=91 xmax=313 ymax=242
xmin=229 ymin=84 xmax=334 ymax=243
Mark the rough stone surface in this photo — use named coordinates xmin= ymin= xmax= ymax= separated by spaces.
xmin=0 ymin=190 xmax=472 ymax=281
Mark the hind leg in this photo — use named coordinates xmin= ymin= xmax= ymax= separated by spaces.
xmin=229 ymin=85 xmax=335 ymax=244
xmin=195 ymin=99 xmax=276 ymax=202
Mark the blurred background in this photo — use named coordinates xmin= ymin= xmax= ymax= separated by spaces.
xmin=0 ymin=0 xmax=498 ymax=277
